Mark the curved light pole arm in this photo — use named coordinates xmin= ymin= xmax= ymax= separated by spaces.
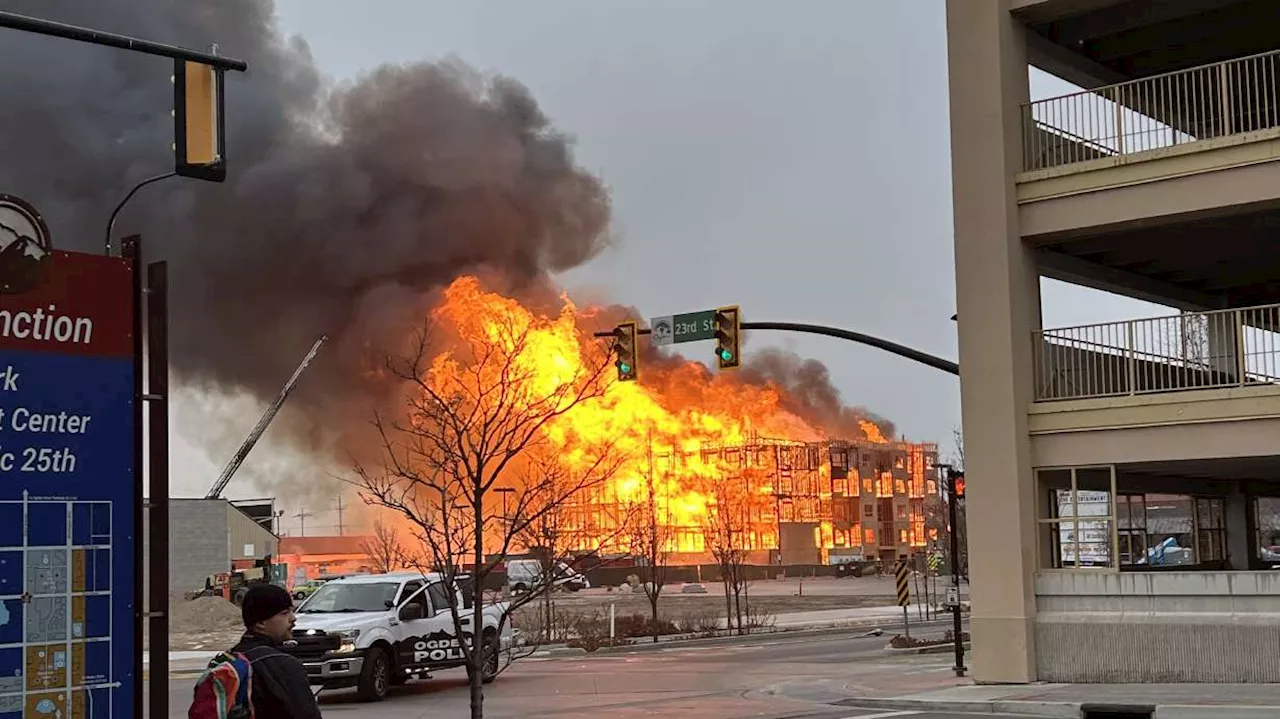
xmin=104 ymin=171 xmax=177 ymax=256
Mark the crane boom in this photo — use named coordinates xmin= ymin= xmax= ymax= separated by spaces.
xmin=205 ymin=335 xmax=329 ymax=499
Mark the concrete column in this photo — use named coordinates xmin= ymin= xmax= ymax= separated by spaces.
xmin=1226 ymin=483 xmax=1250 ymax=570
xmin=946 ymin=0 xmax=1040 ymax=683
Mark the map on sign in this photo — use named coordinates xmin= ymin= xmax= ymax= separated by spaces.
xmin=0 ymin=198 xmax=135 ymax=719
xmin=648 ymin=310 xmax=716 ymax=346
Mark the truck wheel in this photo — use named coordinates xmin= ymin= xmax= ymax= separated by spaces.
xmin=480 ymin=633 xmax=500 ymax=684
xmin=293 ymin=591 xmax=306 ymax=600
xmin=357 ymin=646 xmax=391 ymax=702
xmin=511 ymin=583 xmax=527 ymax=594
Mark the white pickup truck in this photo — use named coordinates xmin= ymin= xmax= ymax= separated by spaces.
xmin=282 ymin=571 xmax=512 ymax=702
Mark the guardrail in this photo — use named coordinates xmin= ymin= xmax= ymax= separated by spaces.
xmin=1033 ymin=304 xmax=1280 ymax=401
xmin=1022 ymin=49 xmax=1280 ymax=172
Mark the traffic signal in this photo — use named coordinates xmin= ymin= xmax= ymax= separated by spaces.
xmin=713 ymin=306 xmax=741 ymax=370
xmin=612 ymin=321 xmax=639 ymax=382
xmin=950 ymin=471 xmax=965 ymax=498
xmin=173 ymin=59 xmax=227 ymax=182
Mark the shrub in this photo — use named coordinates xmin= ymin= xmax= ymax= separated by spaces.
xmin=615 ymin=613 xmax=679 ymax=638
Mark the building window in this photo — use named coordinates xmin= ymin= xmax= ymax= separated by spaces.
xmin=863 ymin=504 xmax=874 ymax=518
xmin=862 ymin=478 xmax=874 ymax=495
xmin=1117 ymin=494 xmax=1147 ymax=565
xmin=1256 ymin=497 xmax=1280 ymax=563
xmin=896 ymin=505 xmax=907 ymax=519
xmin=898 ymin=529 xmax=908 ymax=544
xmin=834 ymin=479 xmax=848 ymax=495
xmin=1195 ymin=498 xmax=1226 ymax=563
xmin=864 ymin=528 xmax=876 ymax=545
xmin=895 ymin=479 xmax=907 ymax=495
xmin=1037 ymin=466 xmax=1116 ymax=570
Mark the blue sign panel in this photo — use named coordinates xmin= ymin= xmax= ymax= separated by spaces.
xmin=0 ymin=196 xmax=136 ymax=719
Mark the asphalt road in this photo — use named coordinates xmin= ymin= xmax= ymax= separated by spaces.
xmin=148 ymin=622 xmax=1037 ymax=719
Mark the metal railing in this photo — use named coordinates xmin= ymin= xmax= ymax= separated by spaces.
xmin=1023 ymin=49 xmax=1280 ymax=172
xmin=1033 ymin=304 xmax=1280 ymax=401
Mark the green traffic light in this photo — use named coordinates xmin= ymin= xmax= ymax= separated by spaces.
xmin=718 ymin=349 xmax=733 ymax=362
xmin=619 ymin=362 xmax=632 ymax=374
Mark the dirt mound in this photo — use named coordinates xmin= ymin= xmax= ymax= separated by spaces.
xmin=170 ymin=596 xmax=243 ymax=634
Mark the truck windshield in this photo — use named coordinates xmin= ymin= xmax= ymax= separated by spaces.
xmin=298 ymin=582 xmax=399 ymax=613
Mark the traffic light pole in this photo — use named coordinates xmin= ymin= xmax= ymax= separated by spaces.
xmin=594 ymin=320 xmax=959 ymax=376
xmin=945 ymin=466 xmax=967 ymax=677
xmin=0 ymin=11 xmax=247 ymax=70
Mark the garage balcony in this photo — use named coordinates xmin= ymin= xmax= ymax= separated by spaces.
xmin=1028 ymin=303 xmax=1280 ymax=469
xmin=1021 ymin=48 xmax=1280 ymax=175
xmin=1033 ymin=303 xmax=1280 ymax=401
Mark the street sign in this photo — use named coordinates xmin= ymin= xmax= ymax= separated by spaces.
xmin=0 ymin=195 xmax=137 ymax=717
xmin=945 ymin=587 xmax=959 ymax=608
xmin=649 ymin=310 xmax=717 ymax=347
xmin=894 ymin=561 xmax=911 ymax=607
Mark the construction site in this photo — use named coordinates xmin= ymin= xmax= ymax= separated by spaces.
xmin=560 ymin=437 xmax=940 ymax=567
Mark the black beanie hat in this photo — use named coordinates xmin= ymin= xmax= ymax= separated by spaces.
xmin=242 ymin=584 xmax=294 ymax=628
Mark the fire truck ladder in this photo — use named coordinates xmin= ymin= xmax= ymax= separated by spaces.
xmin=205 ymin=334 xmax=329 ymax=499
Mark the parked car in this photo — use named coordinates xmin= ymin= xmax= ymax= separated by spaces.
xmin=506 ymin=558 xmax=589 ymax=594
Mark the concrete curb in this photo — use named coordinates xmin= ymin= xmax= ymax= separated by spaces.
xmin=881 ymin=640 xmax=971 ymax=655
xmin=1155 ymin=706 xmax=1280 ymax=719
xmin=839 ymin=697 xmax=1280 ymax=719
xmin=530 ymin=617 xmax=962 ymax=657
xmin=837 ymin=697 xmax=1080 ymax=717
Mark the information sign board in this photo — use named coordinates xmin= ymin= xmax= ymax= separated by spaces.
xmin=0 ymin=195 xmax=136 ymax=718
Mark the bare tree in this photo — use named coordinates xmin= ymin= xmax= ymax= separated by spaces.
xmin=703 ymin=469 xmax=766 ymax=635
xmin=627 ymin=444 xmax=673 ymax=644
xmin=512 ymin=448 xmax=632 ymax=645
xmin=354 ymin=311 xmax=623 ymax=719
xmin=360 ymin=519 xmax=407 ymax=574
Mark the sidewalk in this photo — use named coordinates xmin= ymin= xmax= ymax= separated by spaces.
xmin=838 ymin=682 xmax=1280 ymax=718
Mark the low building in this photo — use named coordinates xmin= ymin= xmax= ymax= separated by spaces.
xmin=276 ymin=535 xmax=375 ymax=589
xmin=142 ymin=497 xmax=279 ymax=596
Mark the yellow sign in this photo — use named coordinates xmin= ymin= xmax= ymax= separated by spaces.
xmin=894 ymin=561 xmax=910 ymax=607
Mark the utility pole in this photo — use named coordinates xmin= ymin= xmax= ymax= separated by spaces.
xmin=335 ymin=495 xmax=346 ymax=536
xmin=295 ymin=509 xmax=311 ymax=537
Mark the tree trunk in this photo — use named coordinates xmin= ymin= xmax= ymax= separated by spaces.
xmin=470 ymin=495 xmax=485 ymax=719
xmin=732 ymin=567 xmax=744 ymax=636
xmin=649 ymin=590 xmax=659 ymax=643
xmin=721 ymin=568 xmax=733 ymax=634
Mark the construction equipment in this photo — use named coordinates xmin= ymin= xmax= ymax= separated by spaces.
xmin=190 ymin=557 xmax=288 ymax=605
xmin=205 ymin=334 xmax=328 ymax=499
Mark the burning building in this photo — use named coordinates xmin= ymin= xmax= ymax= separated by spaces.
xmin=363 ymin=276 xmax=939 ymax=570
xmin=558 ymin=437 xmax=939 ymax=566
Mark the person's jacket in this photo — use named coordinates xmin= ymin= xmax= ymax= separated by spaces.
xmin=230 ymin=632 xmax=323 ymax=719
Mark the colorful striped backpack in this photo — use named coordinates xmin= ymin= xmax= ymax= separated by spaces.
xmin=188 ymin=651 xmax=254 ymax=719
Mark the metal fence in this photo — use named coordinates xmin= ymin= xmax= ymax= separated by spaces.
xmin=1023 ymin=49 xmax=1280 ymax=172
xmin=1033 ymin=304 xmax=1280 ymax=401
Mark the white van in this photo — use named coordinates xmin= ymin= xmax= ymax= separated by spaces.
xmin=506 ymin=558 xmax=589 ymax=594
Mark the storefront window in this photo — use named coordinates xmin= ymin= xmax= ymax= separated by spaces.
xmin=1037 ymin=466 xmax=1115 ymax=569
xmin=1255 ymin=497 xmax=1280 ymax=563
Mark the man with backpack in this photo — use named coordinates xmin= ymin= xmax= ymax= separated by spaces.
xmin=189 ymin=583 xmax=323 ymax=718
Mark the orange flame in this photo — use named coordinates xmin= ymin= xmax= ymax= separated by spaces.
xmin=401 ymin=276 xmax=924 ymax=557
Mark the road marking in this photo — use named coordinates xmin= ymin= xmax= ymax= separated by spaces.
xmin=842 ymin=711 xmax=920 ymax=719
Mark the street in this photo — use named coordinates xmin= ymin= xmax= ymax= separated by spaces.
xmin=151 ymin=625 xmax=1025 ymax=719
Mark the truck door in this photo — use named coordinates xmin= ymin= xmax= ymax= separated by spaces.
xmin=414 ymin=580 xmax=467 ymax=667
xmin=391 ymin=580 xmax=427 ymax=669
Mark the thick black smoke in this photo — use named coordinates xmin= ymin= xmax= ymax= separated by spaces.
xmin=738 ymin=347 xmax=897 ymax=441
xmin=0 ymin=0 xmax=610 ymax=423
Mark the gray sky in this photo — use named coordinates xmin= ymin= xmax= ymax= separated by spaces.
xmin=242 ymin=0 xmax=1169 ymax=531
